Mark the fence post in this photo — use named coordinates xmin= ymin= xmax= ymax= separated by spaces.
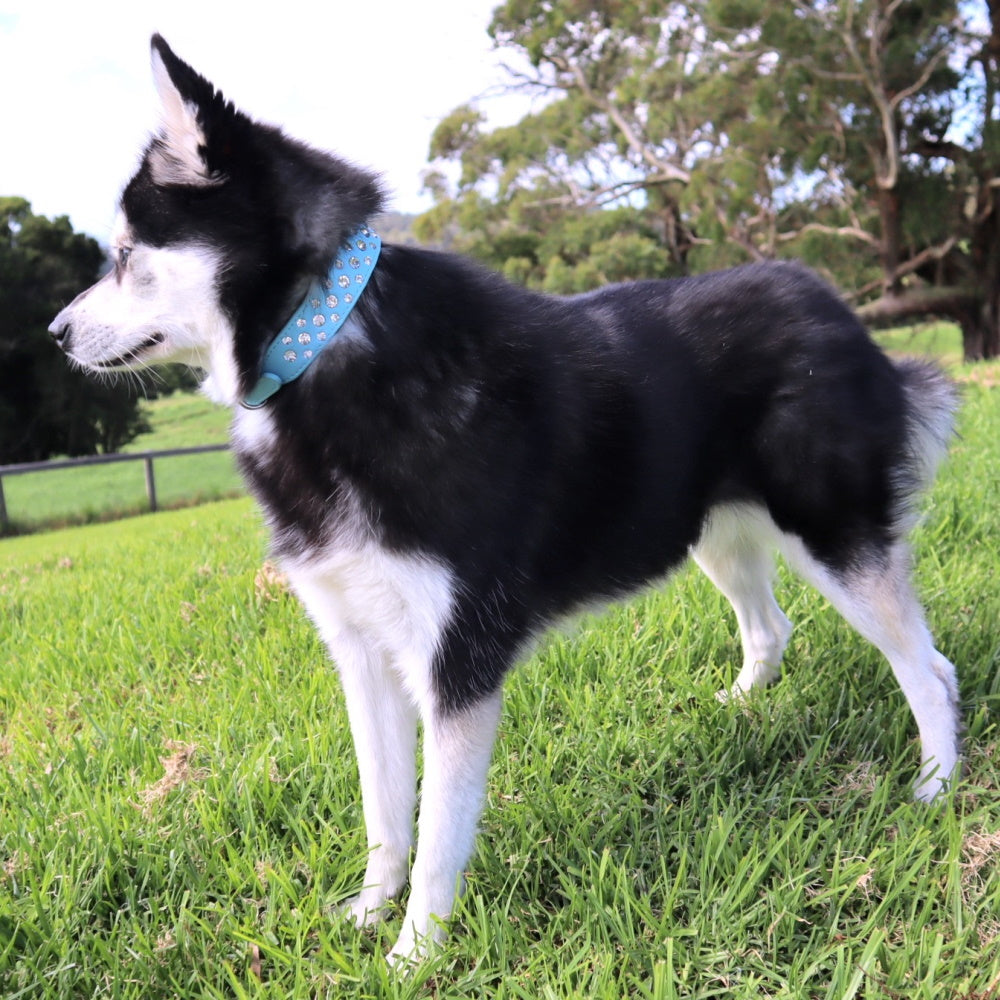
xmin=144 ymin=455 xmax=157 ymax=512
xmin=0 ymin=475 xmax=7 ymax=534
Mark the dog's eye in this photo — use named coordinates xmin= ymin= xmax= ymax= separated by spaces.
xmin=117 ymin=246 xmax=132 ymax=268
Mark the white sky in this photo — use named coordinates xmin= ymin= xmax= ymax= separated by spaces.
xmin=0 ymin=0 xmax=527 ymax=240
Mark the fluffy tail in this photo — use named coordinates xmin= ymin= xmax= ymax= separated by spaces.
xmin=893 ymin=358 xmax=958 ymax=531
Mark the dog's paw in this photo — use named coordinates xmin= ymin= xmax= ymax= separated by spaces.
xmin=386 ymin=922 xmax=445 ymax=969
xmin=913 ymin=758 xmax=961 ymax=804
xmin=716 ymin=661 xmax=781 ymax=703
xmin=337 ymin=890 xmax=394 ymax=929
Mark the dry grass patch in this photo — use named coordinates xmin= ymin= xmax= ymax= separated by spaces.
xmin=137 ymin=741 xmax=210 ymax=813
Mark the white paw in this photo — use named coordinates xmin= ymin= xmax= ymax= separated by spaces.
xmin=717 ymin=662 xmax=780 ymax=703
xmin=913 ymin=759 xmax=959 ymax=803
xmin=387 ymin=920 xmax=445 ymax=969
xmin=338 ymin=890 xmax=394 ymax=929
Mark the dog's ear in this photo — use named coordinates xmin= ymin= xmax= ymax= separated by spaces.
xmin=145 ymin=34 xmax=385 ymax=269
xmin=274 ymin=143 xmax=386 ymax=269
xmin=148 ymin=34 xmax=230 ymax=188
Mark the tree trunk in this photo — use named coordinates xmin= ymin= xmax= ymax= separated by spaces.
xmin=957 ymin=305 xmax=994 ymax=363
xmin=878 ymin=186 xmax=904 ymax=295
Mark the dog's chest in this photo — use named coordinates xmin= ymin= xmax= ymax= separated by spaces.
xmin=231 ymin=404 xmax=456 ymax=684
xmin=230 ymin=403 xmax=354 ymax=551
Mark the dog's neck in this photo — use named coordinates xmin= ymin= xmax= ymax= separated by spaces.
xmin=241 ymin=224 xmax=381 ymax=408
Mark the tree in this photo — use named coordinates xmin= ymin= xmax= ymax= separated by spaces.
xmin=741 ymin=0 xmax=996 ymax=359
xmin=0 ymin=198 xmax=151 ymax=463
xmin=420 ymin=1 xmax=998 ymax=359
xmin=418 ymin=1 xmax=733 ymax=286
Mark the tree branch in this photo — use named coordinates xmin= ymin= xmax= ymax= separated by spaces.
xmin=547 ymin=54 xmax=692 ymax=185
xmin=776 ymin=222 xmax=881 ymax=248
xmin=857 ymin=285 xmax=979 ymax=324
xmin=890 ymin=237 xmax=959 ymax=282
xmin=888 ymin=45 xmax=951 ymax=112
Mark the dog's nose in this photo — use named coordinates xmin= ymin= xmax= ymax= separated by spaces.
xmin=49 ymin=318 xmax=72 ymax=350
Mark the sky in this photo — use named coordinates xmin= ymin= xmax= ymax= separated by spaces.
xmin=0 ymin=0 xmax=528 ymax=241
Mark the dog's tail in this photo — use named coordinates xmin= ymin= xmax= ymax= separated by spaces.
xmin=892 ymin=358 xmax=958 ymax=533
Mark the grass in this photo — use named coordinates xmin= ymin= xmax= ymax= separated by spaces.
xmin=873 ymin=321 xmax=964 ymax=367
xmin=1 ymin=394 xmax=243 ymax=534
xmin=0 ymin=352 xmax=998 ymax=997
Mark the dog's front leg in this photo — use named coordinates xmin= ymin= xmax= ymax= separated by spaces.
xmin=328 ymin=630 xmax=420 ymax=926
xmin=389 ymin=690 xmax=503 ymax=963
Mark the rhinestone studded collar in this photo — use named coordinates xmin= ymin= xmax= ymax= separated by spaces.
xmin=242 ymin=224 xmax=381 ymax=408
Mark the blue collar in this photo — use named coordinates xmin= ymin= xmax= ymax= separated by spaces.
xmin=242 ymin=224 xmax=381 ymax=408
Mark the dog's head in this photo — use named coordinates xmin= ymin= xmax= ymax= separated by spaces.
xmin=50 ymin=35 xmax=384 ymax=403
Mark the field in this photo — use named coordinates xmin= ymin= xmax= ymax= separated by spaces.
xmin=1 ymin=350 xmax=999 ymax=997
xmin=0 ymin=393 xmax=243 ymax=535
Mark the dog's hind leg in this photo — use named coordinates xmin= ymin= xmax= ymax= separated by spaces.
xmin=390 ymin=690 xmax=503 ymax=963
xmin=781 ymin=537 xmax=960 ymax=801
xmin=692 ymin=504 xmax=793 ymax=701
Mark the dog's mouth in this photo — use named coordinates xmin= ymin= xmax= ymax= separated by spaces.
xmin=92 ymin=333 xmax=166 ymax=369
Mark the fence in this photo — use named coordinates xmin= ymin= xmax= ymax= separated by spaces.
xmin=0 ymin=444 xmax=231 ymax=534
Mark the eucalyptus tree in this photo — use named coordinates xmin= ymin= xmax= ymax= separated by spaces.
xmin=421 ymin=1 xmax=997 ymax=358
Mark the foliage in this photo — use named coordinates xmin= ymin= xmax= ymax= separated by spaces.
xmin=0 ymin=197 xmax=151 ymax=463
xmin=420 ymin=1 xmax=1000 ymax=359
xmin=0 ymin=365 xmax=998 ymax=997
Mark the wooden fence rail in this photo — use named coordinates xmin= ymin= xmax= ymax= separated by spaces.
xmin=0 ymin=444 xmax=231 ymax=534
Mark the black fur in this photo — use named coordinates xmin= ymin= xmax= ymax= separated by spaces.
xmin=143 ymin=37 xmax=953 ymax=714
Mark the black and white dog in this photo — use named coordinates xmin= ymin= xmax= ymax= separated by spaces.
xmin=50 ymin=36 xmax=960 ymax=961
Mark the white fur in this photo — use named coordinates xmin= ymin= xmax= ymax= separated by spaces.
xmin=231 ymin=406 xmax=277 ymax=458
xmin=49 ymin=225 xmax=238 ymax=400
xmin=281 ymin=536 xmax=487 ymax=958
xmin=692 ymin=505 xmax=793 ymax=698
xmin=149 ymin=47 xmax=225 ymax=187
xmin=778 ymin=535 xmax=960 ymax=801
xmin=693 ymin=503 xmax=960 ymax=800
xmin=393 ymin=693 xmax=501 ymax=961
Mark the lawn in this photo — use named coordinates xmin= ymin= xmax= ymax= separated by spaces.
xmin=0 ymin=393 xmax=243 ymax=534
xmin=0 ymin=357 xmax=998 ymax=998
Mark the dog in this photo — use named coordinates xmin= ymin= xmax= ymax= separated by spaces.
xmin=50 ymin=35 xmax=961 ymax=962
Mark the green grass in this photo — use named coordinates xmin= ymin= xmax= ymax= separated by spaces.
xmin=873 ymin=321 xmax=964 ymax=367
xmin=0 ymin=361 xmax=998 ymax=998
xmin=1 ymin=394 xmax=243 ymax=534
